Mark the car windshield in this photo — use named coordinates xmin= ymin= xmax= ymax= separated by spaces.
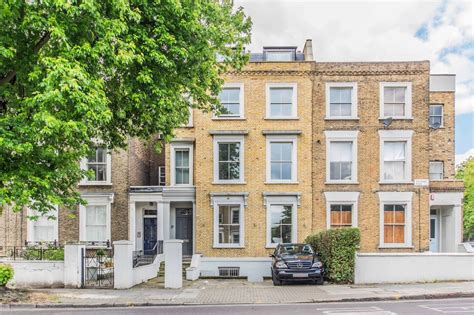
xmin=279 ymin=244 xmax=314 ymax=256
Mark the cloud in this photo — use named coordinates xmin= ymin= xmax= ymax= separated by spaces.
xmin=236 ymin=0 xmax=473 ymax=116
xmin=456 ymin=147 xmax=474 ymax=166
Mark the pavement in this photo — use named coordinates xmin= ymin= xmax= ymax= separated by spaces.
xmin=1 ymin=279 xmax=473 ymax=309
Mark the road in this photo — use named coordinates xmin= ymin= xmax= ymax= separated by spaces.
xmin=3 ymin=298 xmax=474 ymax=315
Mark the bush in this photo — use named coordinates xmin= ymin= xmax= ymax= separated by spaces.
xmin=305 ymin=228 xmax=360 ymax=283
xmin=0 ymin=264 xmax=14 ymax=287
xmin=43 ymin=248 xmax=64 ymax=261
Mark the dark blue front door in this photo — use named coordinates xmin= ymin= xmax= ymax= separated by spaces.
xmin=143 ymin=218 xmax=157 ymax=252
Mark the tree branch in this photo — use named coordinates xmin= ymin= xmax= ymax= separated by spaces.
xmin=0 ymin=32 xmax=51 ymax=86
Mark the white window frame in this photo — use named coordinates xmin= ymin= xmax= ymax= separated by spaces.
xmin=379 ymin=130 xmax=413 ymax=184
xmin=79 ymin=194 xmax=113 ymax=242
xmin=379 ymin=82 xmax=413 ymax=119
xmin=265 ymin=195 xmax=298 ymax=248
xmin=215 ymin=83 xmax=245 ymax=119
xmin=266 ymin=135 xmax=298 ymax=183
xmin=158 ymin=166 xmax=166 ymax=186
xmin=325 ymin=82 xmax=358 ymax=119
xmin=27 ymin=206 xmax=59 ymax=243
xmin=170 ymin=142 xmax=194 ymax=186
xmin=264 ymin=49 xmax=295 ymax=61
xmin=429 ymin=104 xmax=444 ymax=128
xmin=324 ymin=192 xmax=359 ymax=229
xmin=80 ymin=147 xmax=112 ymax=185
xmin=429 ymin=161 xmax=444 ymax=180
xmin=378 ymin=192 xmax=413 ymax=248
xmin=325 ymin=130 xmax=359 ymax=184
xmin=212 ymin=195 xmax=245 ymax=248
xmin=213 ymin=135 xmax=245 ymax=184
xmin=265 ymin=83 xmax=298 ymax=119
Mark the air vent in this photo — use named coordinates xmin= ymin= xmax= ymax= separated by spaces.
xmin=218 ymin=267 xmax=240 ymax=277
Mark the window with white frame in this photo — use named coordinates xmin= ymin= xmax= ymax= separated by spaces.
xmin=214 ymin=136 xmax=244 ymax=183
xmin=378 ymin=192 xmax=413 ymax=248
xmin=269 ymin=205 xmax=293 ymax=245
xmin=266 ymin=135 xmax=297 ymax=183
xmin=212 ymin=194 xmax=245 ymax=248
xmin=264 ymin=50 xmax=295 ymax=61
xmin=79 ymin=194 xmax=112 ymax=243
xmin=218 ymin=84 xmax=244 ymax=118
xmin=326 ymin=83 xmax=358 ymax=119
xmin=266 ymin=83 xmax=297 ymax=118
xmin=324 ymin=192 xmax=359 ymax=229
xmin=82 ymin=147 xmax=111 ymax=184
xmin=429 ymin=161 xmax=444 ymax=180
xmin=429 ymin=104 xmax=443 ymax=128
xmin=158 ymin=166 xmax=166 ymax=186
xmin=325 ymin=131 xmax=358 ymax=183
xmin=171 ymin=142 xmax=193 ymax=186
xmin=27 ymin=208 xmax=58 ymax=243
xmin=379 ymin=130 xmax=413 ymax=183
xmin=380 ymin=82 xmax=412 ymax=119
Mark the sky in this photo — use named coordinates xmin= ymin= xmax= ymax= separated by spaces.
xmin=234 ymin=0 xmax=474 ymax=165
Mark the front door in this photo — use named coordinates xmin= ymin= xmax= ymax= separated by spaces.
xmin=176 ymin=208 xmax=193 ymax=256
xmin=143 ymin=218 xmax=157 ymax=253
xmin=429 ymin=213 xmax=439 ymax=252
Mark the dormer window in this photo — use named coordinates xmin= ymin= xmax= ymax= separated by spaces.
xmin=264 ymin=47 xmax=296 ymax=61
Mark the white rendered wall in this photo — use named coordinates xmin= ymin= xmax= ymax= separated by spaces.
xmin=355 ymin=253 xmax=474 ymax=284
xmin=164 ymin=239 xmax=183 ymax=288
xmin=1 ymin=260 xmax=64 ymax=288
xmin=200 ymin=257 xmax=272 ymax=282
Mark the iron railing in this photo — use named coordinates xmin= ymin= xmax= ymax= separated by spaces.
xmin=82 ymin=246 xmax=114 ymax=288
xmin=3 ymin=243 xmax=64 ymax=261
xmin=132 ymin=240 xmax=163 ymax=268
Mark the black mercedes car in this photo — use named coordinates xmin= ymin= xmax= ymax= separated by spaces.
xmin=270 ymin=243 xmax=324 ymax=285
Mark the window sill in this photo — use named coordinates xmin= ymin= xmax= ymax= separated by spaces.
xmin=379 ymin=181 xmax=413 ymax=185
xmin=325 ymin=181 xmax=359 ymax=185
xmin=213 ymin=245 xmax=245 ymax=249
xmin=265 ymin=245 xmax=278 ymax=249
xmin=264 ymin=181 xmax=299 ymax=185
xmin=264 ymin=117 xmax=299 ymax=120
xmin=324 ymin=117 xmax=360 ymax=121
xmin=212 ymin=117 xmax=246 ymax=121
xmin=378 ymin=117 xmax=413 ymax=121
xmin=378 ymin=245 xmax=414 ymax=249
xmin=79 ymin=182 xmax=112 ymax=186
xmin=212 ymin=181 xmax=247 ymax=185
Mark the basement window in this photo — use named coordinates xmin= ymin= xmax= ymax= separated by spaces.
xmin=218 ymin=267 xmax=240 ymax=277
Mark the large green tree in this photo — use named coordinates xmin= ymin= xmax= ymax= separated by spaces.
xmin=0 ymin=0 xmax=251 ymax=215
xmin=456 ymin=157 xmax=474 ymax=240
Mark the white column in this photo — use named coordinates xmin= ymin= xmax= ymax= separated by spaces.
xmin=129 ymin=201 xmax=136 ymax=249
xmin=164 ymin=239 xmax=183 ymax=289
xmin=157 ymin=201 xmax=165 ymax=240
xmin=454 ymin=205 xmax=463 ymax=250
xmin=113 ymin=240 xmax=134 ymax=289
xmin=64 ymin=244 xmax=86 ymax=288
xmin=158 ymin=201 xmax=171 ymax=240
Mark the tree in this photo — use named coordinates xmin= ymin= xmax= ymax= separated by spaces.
xmin=0 ymin=1 xmax=251 ymax=215
xmin=456 ymin=157 xmax=474 ymax=240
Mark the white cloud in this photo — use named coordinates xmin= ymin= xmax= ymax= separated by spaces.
xmin=456 ymin=147 xmax=474 ymax=166
xmin=236 ymin=0 xmax=474 ymax=115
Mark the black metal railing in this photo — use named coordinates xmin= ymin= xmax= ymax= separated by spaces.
xmin=3 ymin=244 xmax=64 ymax=261
xmin=132 ymin=240 xmax=163 ymax=268
xmin=82 ymin=246 xmax=114 ymax=288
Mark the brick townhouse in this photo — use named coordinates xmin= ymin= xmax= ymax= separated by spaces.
xmin=0 ymin=39 xmax=464 ymax=277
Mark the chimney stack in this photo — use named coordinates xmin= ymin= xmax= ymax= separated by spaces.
xmin=303 ymin=39 xmax=314 ymax=61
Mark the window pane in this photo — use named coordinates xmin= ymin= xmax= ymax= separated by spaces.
xmin=330 ymin=142 xmax=352 ymax=162
xmin=279 ymin=103 xmax=293 ymax=116
xmin=281 ymin=163 xmax=292 ymax=180
xmin=394 ymin=87 xmax=406 ymax=103
xmin=270 ymin=88 xmax=293 ymax=104
xmin=384 ymin=161 xmax=405 ymax=180
xmin=96 ymin=148 xmax=106 ymax=162
xmin=384 ymin=87 xmax=395 ymax=103
xmin=340 ymin=103 xmax=352 ymax=116
xmin=219 ymin=88 xmax=240 ymax=104
xmin=96 ymin=165 xmax=106 ymax=181
xmin=219 ymin=144 xmax=229 ymax=161
xmin=266 ymin=51 xmax=292 ymax=61
xmin=384 ymin=142 xmax=406 ymax=161
xmin=340 ymin=162 xmax=352 ymax=180
xmin=222 ymin=103 xmax=240 ymax=115
xmin=280 ymin=143 xmax=292 ymax=161
xmin=229 ymin=143 xmax=240 ymax=162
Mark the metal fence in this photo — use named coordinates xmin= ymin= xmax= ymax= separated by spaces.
xmin=82 ymin=247 xmax=114 ymax=288
xmin=3 ymin=242 xmax=64 ymax=261
xmin=132 ymin=240 xmax=163 ymax=268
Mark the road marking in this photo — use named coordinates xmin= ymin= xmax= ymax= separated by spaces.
xmin=316 ymin=306 xmax=396 ymax=314
xmin=419 ymin=302 xmax=474 ymax=313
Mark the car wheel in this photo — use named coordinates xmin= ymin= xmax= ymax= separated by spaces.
xmin=315 ymin=277 xmax=324 ymax=285
xmin=272 ymin=273 xmax=282 ymax=286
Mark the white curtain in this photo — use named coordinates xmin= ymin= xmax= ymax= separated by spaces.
xmin=384 ymin=142 xmax=405 ymax=161
xmin=30 ymin=210 xmax=56 ymax=242
xmin=86 ymin=205 xmax=107 ymax=241
xmin=330 ymin=142 xmax=352 ymax=162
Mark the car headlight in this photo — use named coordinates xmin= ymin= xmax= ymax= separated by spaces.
xmin=312 ymin=261 xmax=323 ymax=268
xmin=275 ymin=261 xmax=288 ymax=269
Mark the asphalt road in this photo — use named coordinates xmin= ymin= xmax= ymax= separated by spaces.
xmin=3 ymin=298 xmax=474 ymax=315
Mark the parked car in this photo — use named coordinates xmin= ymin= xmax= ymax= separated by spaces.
xmin=270 ymin=243 xmax=324 ymax=285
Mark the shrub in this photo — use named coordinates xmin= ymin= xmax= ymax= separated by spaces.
xmin=43 ymin=248 xmax=64 ymax=261
xmin=306 ymin=228 xmax=360 ymax=283
xmin=0 ymin=264 xmax=14 ymax=287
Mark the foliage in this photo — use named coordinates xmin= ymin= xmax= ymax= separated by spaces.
xmin=0 ymin=1 xmax=251 ymax=215
xmin=22 ymin=246 xmax=64 ymax=261
xmin=306 ymin=228 xmax=360 ymax=283
xmin=0 ymin=264 xmax=14 ymax=287
xmin=456 ymin=157 xmax=474 ymax=240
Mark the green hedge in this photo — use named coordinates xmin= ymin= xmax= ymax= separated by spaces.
xmin=0 ymin=264 xmax=14 ymax=287
xmin=305 ymin=228 xmax=360 ymax=283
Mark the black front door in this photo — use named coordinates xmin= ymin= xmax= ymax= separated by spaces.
xmin=176 ymin=208 xmax=193 ymax=256
xmin=143 ymin=218 xmax=157 ymax=253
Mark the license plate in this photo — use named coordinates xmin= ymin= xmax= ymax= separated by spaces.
xmin=293 ymin=273 xmax=308 ymax=278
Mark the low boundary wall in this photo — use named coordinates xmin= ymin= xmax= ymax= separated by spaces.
xmin=355 ymin=253 xmax=474 ymax=284
xmin=200 ymin=257 xmax=272 ymax=282
xmin=0 ymin=260 xmax=64 ymax=288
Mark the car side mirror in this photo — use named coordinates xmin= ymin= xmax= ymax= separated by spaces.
xmin=314 ymin=252 xmax=321 ymax=256
xmin=269 ymin=253 xmax=275 ymax=258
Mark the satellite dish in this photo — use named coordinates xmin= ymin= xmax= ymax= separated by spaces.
xmin=383 ymin=117 xmax=393 ymax=128
xmin=431 ymin=122 xmax=441 ymax=129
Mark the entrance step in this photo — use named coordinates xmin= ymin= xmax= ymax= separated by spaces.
xmin=156 ymin=257 xmax=192 ymax=282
